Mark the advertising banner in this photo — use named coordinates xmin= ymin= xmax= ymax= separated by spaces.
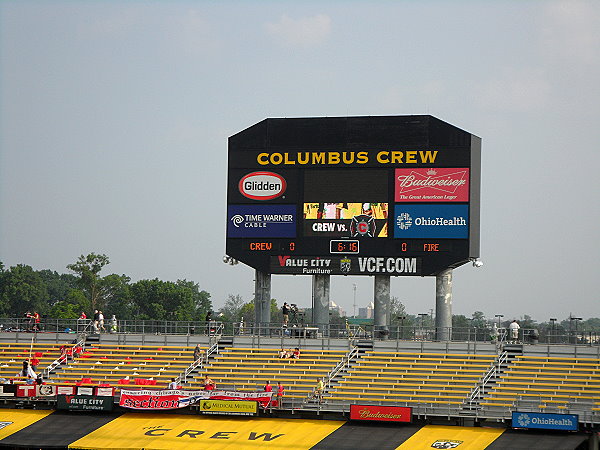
xmin=512 ymin=412 xmax=578 ymax=431
xmin=303 ymin=203 xmax=388 ymax=238
xmin=395 ymin=168 xmax=469 ymax=202
xmin=350 ymin=404 xmax=412 ymax=422
xmin=271 ymin=255 xmax=420 ymax=276
xmin=119 ymin=390 xmax=273 ymax=410
xmin=56 ymin=385 xmax=76 ymax=396
xmin=96 ymin=387 xmax=114 ymax=397
xmin=199 ymin=400 xmax=258 ymax=415
xmin=394 ymin=204 xmax=469 ymax=239
xmin=77 ymin=387 xmax=94 ymax=396
xmin=16 ymin=385 xmax=37 ymax=398
xmin=227 ymin=205 xmax=296 ymax=238
xmin=0 ymin=385 xmax=16 ymax=397
xmin=36 ymin=385 xmax=56 ymax=397
xmin=57 ymin=395 xmax=114 ymax=411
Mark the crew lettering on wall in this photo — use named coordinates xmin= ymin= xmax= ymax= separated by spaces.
xmin=256 ymin=150 xmax=438 ymax=166
xmin=142 ymin=427 xmax=283 ymax=441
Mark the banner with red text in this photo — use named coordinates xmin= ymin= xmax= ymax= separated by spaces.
xmin=350 ymin=404 xmax=412 ymax=422
xmin=119 ymin=390 xmax=273 ymax=410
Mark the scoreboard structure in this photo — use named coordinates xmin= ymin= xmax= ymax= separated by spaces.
xmin=226 ymin=116 xmax=480 ymax=277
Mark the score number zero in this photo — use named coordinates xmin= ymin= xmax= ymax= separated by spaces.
xmin=330 ymin=239 xmax=360 ymax=254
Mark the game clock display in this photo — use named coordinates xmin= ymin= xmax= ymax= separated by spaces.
xmin=330 ymin=240 xmax=359 ymax=254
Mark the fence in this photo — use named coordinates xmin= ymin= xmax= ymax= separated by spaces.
xmin=1 ymin=317 xmax=598 ymax=345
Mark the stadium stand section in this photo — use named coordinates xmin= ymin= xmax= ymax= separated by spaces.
xmin=191 ymin=347 xmax=349 ymax=402
xmin=325 ymin=351 xmax=496 ymax=411
xmin=481 ymin=354 xmax=600 ymax=419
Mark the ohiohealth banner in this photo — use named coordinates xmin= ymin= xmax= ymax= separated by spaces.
xmin=119 ymin=390 xmax=273 ymax=410
xmin=512 ymin=412 xmax=578 ymax=431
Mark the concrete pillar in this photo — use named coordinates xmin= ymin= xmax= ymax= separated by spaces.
xmin=312 ymin=274 xmax=330 ymax=330
xmin=374 ymin=275 xmax=390 ymax=339
xmin=254 ymin=270 xmax=271 ymax=325
xmin=435 ymin=268 xmax=453 ymax=341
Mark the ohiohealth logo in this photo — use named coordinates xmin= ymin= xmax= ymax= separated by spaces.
xmin=517 ymin=414 xmax=531 ymax=427
xmin=396 ymin=213 xmax=413 ymax=230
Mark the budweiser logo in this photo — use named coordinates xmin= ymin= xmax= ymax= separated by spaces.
xmin=397 ymin=169 xmax=467 ymax=193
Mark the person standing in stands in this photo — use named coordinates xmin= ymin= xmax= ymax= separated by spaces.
xmin=264 ymin=380 xmax=272 ymax=392
xmin=509 ymin=320 xmax=520 ymax=341
xmin=98 ymin=311 xmax=106 ymax=332
xmin=281 ymin=303 xmax=290 ymax=327
xmin=20 ymin=361 xmax=36 ymax=379
xmin=168 ymin=378 xmax=178 ymax=389
xmin=314 ymin=378 xmax=324 ymax=403
xmin=277 ymin=382 xmax=284 ymax=408
xmin=31 ymin=311 xmax=41 ymax=332
xmin=193 ymin=345 xmax=202 ymax=361
xmin=93 ymin=310 xmax=100 ymax=332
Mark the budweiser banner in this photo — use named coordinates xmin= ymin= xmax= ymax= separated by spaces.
xmin=350 ymin=404 xmax=412 ymax=423
xmin=119 ymin=390 xmax=273 ymax=410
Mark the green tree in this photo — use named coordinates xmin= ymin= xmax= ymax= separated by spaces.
xmin=471 ymin=311 xmax=487 ymax=328
xmin=67 ymin=253 xmax=110 ymax=310
xmin=218 ymin=294 xmax=245 ymax=322
xmin=176 ymin=280 xmax=212 ymax=321
xmin=0 ymin=264 xmax=48 ymax=316
xmin=130 ymin=278 xmax=196 ymax=321
xmin=101 ymin=274 xmax=133 ymax=319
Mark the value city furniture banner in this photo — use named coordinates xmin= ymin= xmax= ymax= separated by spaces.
xmin=350 ymin=404 xmax=412 ymax=422
xmin=57 ymin=395 xmax=114 ymax=412
xmin=512 ymin=412 xmax=579 ymax=431
xmin=119 ymin=389 xmax=273 ymax=410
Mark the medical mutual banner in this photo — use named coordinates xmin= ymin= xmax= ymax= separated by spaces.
xmin=119 ymin=390 xmax=273 ymax=410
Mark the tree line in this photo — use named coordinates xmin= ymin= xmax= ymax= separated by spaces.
xmin=0 ymin=254 xmax=211 ymax=321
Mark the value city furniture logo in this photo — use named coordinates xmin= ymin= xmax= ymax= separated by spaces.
xmin=395 ymin=168 xmax=469 ymax=202
xmin=394 ymin=204 xmax=468 ymax=239
xmin=238 ymin=172 xmax=286 ymax=200
xmin=228 ymin=205 xmax=296 ymax=238
xmin=511 ymin=412 xmax=578 ymax=431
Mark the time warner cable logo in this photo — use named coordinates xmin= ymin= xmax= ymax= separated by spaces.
xmin=231 ymin=215 xmax=245 ymax=227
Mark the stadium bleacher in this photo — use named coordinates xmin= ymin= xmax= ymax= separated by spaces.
xmin=481 ymin=354 xmax=600 ymax=413
xmin=325 ymin=351 xmax=496 ymax=408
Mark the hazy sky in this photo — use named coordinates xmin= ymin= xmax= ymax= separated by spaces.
xmin=1 ymin=1 xmax=599 ymax=322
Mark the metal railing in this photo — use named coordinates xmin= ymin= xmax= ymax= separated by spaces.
xmin=1 ymin=317 xmax=598 ymax=345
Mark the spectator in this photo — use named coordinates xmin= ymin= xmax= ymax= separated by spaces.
xmin=193 ymin=345 xmax=202 ymax=361
xmin=20 ymin=361 xmax=36 ymax=379
xmin=203 ymin=374 xmax=216 ymax=391
xmin=509 ymin=320 xmax=520 ymax=341
xmin=36 ymin=374 xmax=44 ymax=385
xmin=79 ymin=312 xmax=87 ymax=320
xmin=110 ymin=315 xmax=117 ymax=333
xmin=31 ymin=311 xmax=41 ymax=332
xmin=314 ymin=378 xmax=324 ymax=403
xmin=277 ymin=382 xmax=284 ymax=407
xmin=30 ymin=357 xmax=40 ymax=372
xmin=98 ymin=311 xmax=106 ymax=333
xmin=291 ymin=347 xmax=300 ymax=362
xmin=93 ymin=310 xmax=100 ymax=332
xmin=278 ymin=349 xmax=289 ymax=359
xmin=168 ymin=378 xmax=178 ymax=389
xmin=264 ymin=380 xmax=272 ymax=392
xmin=281 ymin=303 xmax=290 ymax=326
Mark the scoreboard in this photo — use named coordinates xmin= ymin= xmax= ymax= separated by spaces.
xmin=226 ymin=116 xmax=480 ymax=276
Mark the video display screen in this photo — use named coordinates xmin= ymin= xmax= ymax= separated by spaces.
xmin=303 ymin=202 xmax=388 ymax=237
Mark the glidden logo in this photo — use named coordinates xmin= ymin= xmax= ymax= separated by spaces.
xmin=239 ymin=172 xmax=286 ymax=200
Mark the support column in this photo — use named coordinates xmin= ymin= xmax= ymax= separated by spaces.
xmin=435 ymin=268 xmax=453 ymax=341
xmin=312 ymin=274 xmax=330 ymax=331
xmin=254 ymin=270 xmax=271 ymax=326
xmin=374 ymin=275 xmax=390 ymax=339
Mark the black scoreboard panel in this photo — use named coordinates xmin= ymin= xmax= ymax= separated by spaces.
xmin=226 ymin=115 xmax=481 ymax=276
